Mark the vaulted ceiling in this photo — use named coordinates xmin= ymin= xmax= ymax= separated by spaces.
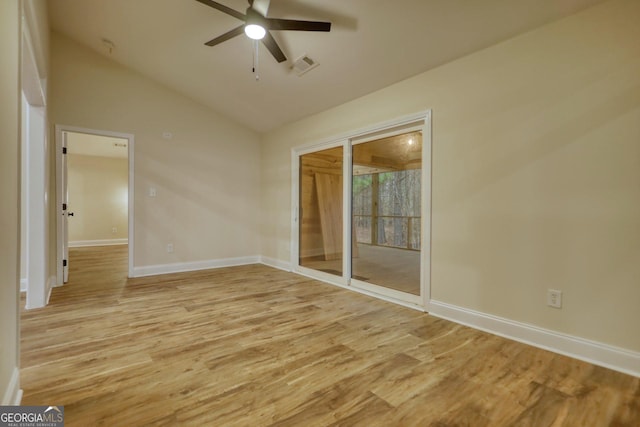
xmin=49 ymin=0 xmax=607 ymax=133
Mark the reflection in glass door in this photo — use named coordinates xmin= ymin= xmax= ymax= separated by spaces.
xmin=293 ymin=113 xmax=430 ymax=308
xmin=352 ymin=131 xmax=422 ymax=295
xmin=298 ymin=146 xmax=344 ymax=277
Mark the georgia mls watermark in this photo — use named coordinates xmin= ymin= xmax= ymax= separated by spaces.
xmin=0 ymin=406 xmax=64 ymax=427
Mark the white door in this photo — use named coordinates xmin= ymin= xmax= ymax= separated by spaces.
xmin=62 ymin=131 xmax=70 ymax=283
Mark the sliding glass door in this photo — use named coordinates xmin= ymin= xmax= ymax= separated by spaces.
xmin=293 ymin=113 xmax=430 ymax=309
xmin=298 ymin=146 xmax=344 ymax=277
xmin=351 ymin=131 xmax=422 ymax=296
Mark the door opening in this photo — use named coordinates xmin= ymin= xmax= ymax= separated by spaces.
xmin=351 ymin=130 xmax=423 ymax=296
xmin=56 ymin=126 xmax=135 ymax=284
xmin=298 ymin=146 xmax=344 ymax=276
xmin=292 ymin=112 xmax=431 ymax=310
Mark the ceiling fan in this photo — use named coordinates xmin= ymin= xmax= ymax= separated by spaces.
xmin=195 ymin=0 xmax=332 ymax=63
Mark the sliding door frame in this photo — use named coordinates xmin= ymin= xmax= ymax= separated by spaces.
xmin=291 ymin=110 xmax=432 ymax=311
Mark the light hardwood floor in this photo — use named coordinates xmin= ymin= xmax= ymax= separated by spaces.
xmin=21 ymin=246 xmax=639 ymax=426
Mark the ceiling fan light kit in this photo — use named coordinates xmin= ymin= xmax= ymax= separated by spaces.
xmin=195 ymin=0 xmax=331 ymax=65
xmin=244 ymin=8 xmax=267 ymax=39
xmin=244 ymin=24 xmax=266 ymax=40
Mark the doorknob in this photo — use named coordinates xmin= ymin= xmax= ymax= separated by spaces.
xmin=68 ymin=212 xmax=75 ymax=217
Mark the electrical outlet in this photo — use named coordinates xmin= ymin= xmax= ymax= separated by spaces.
xmin=547 ymin=289 xmax=562 ymax=309
xmin=112 ymin=227 xmax=117 ymax=234
xmin=166 ymin=243 xmax=174 ymax=253
xmin=149 ymin=187 xmax=157 ymax=197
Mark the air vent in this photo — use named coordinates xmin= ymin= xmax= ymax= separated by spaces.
xmin=292 ymin=54 xmax=319 ymax=76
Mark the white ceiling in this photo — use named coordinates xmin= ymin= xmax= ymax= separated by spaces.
xmin=49 ymin=0 xmax=607 ymax=133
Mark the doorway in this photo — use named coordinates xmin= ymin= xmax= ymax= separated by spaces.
xmin=292 ymin=112 xmax=431 ymax=309
xmin=56 ymin=126 xmax=135 ymax=284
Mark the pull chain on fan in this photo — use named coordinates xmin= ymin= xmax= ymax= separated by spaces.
xmin=253 ymin=40 xmax=260 ymax=81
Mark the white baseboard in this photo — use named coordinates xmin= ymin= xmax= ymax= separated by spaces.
xmin=51 ymin=274 xmax=62 ymax=288
xmin=45 ymin=276 xmax=56 ymax=303
xmin=69 ymin=238 xmax=128 ymax=247
xmin=1 ymin=367 xmax=22 ymax=405
xmin=259 ymin=256 xmax=292 ymax=272
xmin=20 ymin=278 xmax=27 ymax=292
xmin=428 ymin=300 xmax=640 ymax=378
xmin=132 ymin=256 xmax=261 ymax=278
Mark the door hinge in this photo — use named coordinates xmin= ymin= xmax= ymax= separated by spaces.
xmin=63 ymin=259 xmax=67 ymax=267
xmin=62 ymin=147 xmax=67 ymax=154
xmin=62 ymin=203 xmax=67 ymax=211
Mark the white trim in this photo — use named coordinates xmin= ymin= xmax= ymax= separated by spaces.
xmin=259 ymin=256 xmax=292 ymax=272
xmin=21 ymin=3 xmax=49 ymax=309
xmin=293 ymin=110 xmax=432 ymax=154
xmin=69 ymin=239 xmax=128 ymax=248
xmin=421 ymin=112 xmax=433 ymax=308
xmin=429 ymin=300 xmax=640 ymax=378
xmin=295 ymin=267 xmax=425 ymax=312
xmin=20 ymin=279 xmax=27 ymax=293
xmin=56 ymin=125 xmax=135 ymax=283
xmin=23 ymin=102 xmax=47 ymax=309
xmin=127 ymin=133 xmax=135 ymax=278
xmin=21 ymin=7 xmax=45 ymax=107
xmin=290 ymin=148 xmax=298 ymax=270
xmin=343 ymin=142 xmax=352 ymax=286
xmin=47 ymin=277 xmax=57 ymax=302
xmin=22 ymin=0 xmax=47 ymax=81
xmin=132 ymin=256 xmax=261 ymax=278
xmin=351 ymin=277 xmax=423 ymax=306
xmin=1 ymin=367 xmax=22 ymax=405
xmin=27 ymin=104 xmax=47 ymax=304
xmin=45 ymin=284 xmax=52 ymax=305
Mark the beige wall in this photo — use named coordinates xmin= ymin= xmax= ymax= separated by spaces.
xmin=261 ymin=0 xmax=640 ymax=352
xmin=68 ymin=154 xmax=128 ymax=242
xmin=0 ymin=0 xmax=21 ymax=404
xmin=51 ymin=33 xmax=261 ymax=267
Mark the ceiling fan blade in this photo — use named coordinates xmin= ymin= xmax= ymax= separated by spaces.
xmin=194 ymin=0 xmax=246 ymax=21
xmin=261 ymin=31 xmax=286 ymax=63
xmin=205 ymin=25 xmax=245 ymax=46
xmin=266 ymin=18 xmax=331 ymax=32
xmin=251 ymin=0 xmax=270 ymax=17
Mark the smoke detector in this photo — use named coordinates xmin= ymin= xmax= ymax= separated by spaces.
xmin=292 ymin=54 xmax=319 ymax=76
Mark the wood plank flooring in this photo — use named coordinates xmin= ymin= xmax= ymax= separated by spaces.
xmin=21 ymin=246 xmax=640 ymax=426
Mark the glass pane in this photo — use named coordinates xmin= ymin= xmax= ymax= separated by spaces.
xmin=353 ymin=174 xmax=372 ymax=245
xmin=352 ymin=175 xmax=372 ymax=215
xmin=354 ymin=216 xmax=371 ymax=244
xmin=352 ymin=131 xmax=422 ymax=295
xmin=410 ymin=217 xmax=421 ymax=250
xmin=378 ymin=170 xmax=421 ymax=217
xmin=377 ymin=217 xmax=408 ymax=248
xmin=299 ymin=146 xmax=343 ymax=276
